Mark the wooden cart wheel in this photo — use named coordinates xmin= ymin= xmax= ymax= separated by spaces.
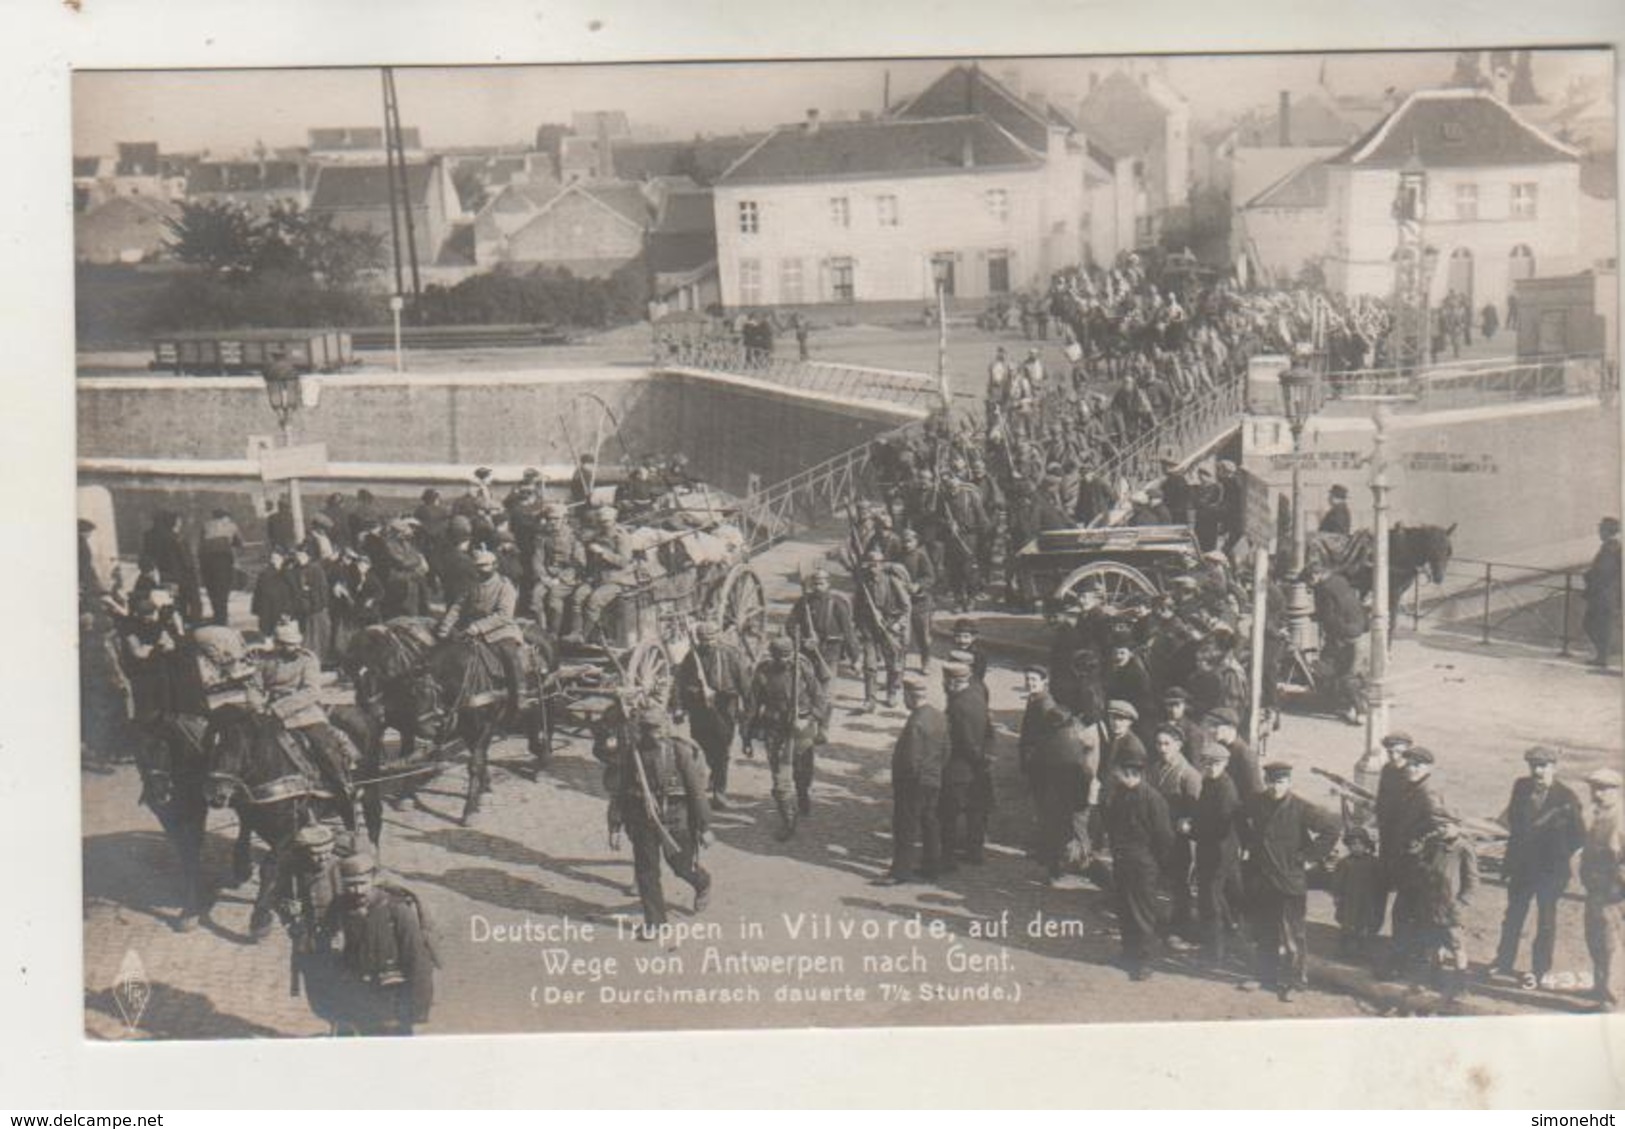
xmin=717 ymin=565 xmax=767 ymax=661
xmin=626 ymin=640 xmax=672 ymax=709
xmin=1056 ymin=560 xmax=1157 ymax=611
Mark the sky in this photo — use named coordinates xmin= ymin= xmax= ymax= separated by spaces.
xmin=72 ymin=49 xmax=1613 ymax=157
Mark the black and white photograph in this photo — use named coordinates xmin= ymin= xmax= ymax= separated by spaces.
xmin=61 ymin=37 xmax=1625 ymax=1055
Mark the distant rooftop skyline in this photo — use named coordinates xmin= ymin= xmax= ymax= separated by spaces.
xmin=73 ymin=49 xmax=1612 ymax=157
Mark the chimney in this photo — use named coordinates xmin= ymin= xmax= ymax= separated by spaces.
xmin=805 ymin=108 xmax=821 ymax=134
xmin=1278 ymin=91 xmax=1292 ymax=147
xmin=596 ymin=112 xmax=614 ymax=180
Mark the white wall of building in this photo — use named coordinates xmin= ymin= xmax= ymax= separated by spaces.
xmin=714 ymin=164 xmax=1071 ymax=307
xmin=1326 ymin=161 xmax=1582 ymax=310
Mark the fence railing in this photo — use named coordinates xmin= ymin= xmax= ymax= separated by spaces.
xmin=662 ymin=340 xmax=944 ymax=411
xmin=1105 ymin=375 xmax=1248 ymax=488
xmin=1400 ymin=553 xmax=1598 ymax=656
xmin=1323 ymin=353 xmax=1614 ymax=411
xmin=735 ymin=419 xmax=924 ymax=554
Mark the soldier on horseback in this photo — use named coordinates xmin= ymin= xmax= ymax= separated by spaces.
xmin=259 ymin=621 xmax=357 ymax=813
xmin=436 ymin=548 xmax=525 ymax=724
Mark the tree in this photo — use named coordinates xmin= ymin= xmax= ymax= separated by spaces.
xmin=163 ymin=200 xmax=259 ymax=277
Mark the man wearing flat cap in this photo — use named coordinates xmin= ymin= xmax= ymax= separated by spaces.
xmin=1364 ymin=730 xmax=1415 ymax=935
xmin=1101 ymin=699 xmax=1147 ymax=803
xmin=608 ymin=706 xmax=714 ymax=937
xmin=1021 ymin=666 xmax=1097 ymax=884
xmin=1104 ymin=741 xmax=1174 ymax=981
xmin=1580 ymin=768 xmax=1625 ymax=1010
xmin=1242 ymin=761 xmax=1340 ymax=1001
xmin=1204 ymin=706 xmax=1262 ymax=806
xmin=938 ymin=661 xmax=993 ymax=868
xmin=1583 ymin=517 xmax=1622 ymax=670
xmin=1386 ymin=745 xmax=1446 ymax=976
xmin=886 ymin=673 xmax=948 ymax=883
xmin=1491 ymin=747 xmax=1585 ymax=986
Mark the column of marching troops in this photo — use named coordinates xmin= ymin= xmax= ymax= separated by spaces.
xmin=76 ymin=255 xmax=1625 ymax=1020
xmin=76 ymin=457 xmax=708 ymax=1034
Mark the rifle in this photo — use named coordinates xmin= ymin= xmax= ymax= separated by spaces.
xmin=790 ymin=619 xmax=802 ymax=743
xmin=684 ymin=620 xmax=713 ymax=711
xmin=600 ymin=645 xmax=685 ymax=857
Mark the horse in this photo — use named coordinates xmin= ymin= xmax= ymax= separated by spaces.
xmin=131 ymin=712 xmax=214 ymax=930
xmin=1304 ymin=522 xmax=1457 ymax=627
xmin=344 ymin=616 xmax=554 ymax=826
xmin=203 ymin=705 xmax=371 ymax=936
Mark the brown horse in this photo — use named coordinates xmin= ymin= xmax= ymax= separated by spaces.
xmin=344 ymin=617 xmax=554 ymax=825
xmin=203 ymin=705 xmax=371 ymax=936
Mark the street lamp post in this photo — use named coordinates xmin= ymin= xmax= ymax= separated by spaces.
xmin=1278 ymin=356 xmax=1321 ymax=660
xmin=1363 ymin=405 xmax=1394 ymax=764
xmin=261 ymin=357 xmax=305 ymax=544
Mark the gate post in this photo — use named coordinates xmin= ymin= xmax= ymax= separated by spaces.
xmin=1480 ymin=562 xmax=1494 ymax=644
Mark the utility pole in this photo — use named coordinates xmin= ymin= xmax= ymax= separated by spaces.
xmin=937 ymin=279 xmax=951 ymax=411
xmin=1362 ymin=405 xmax=1393 ymax=764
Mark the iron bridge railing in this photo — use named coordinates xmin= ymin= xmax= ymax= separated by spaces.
xmin=1323 ymin=353 xmax=1614 ymax=411
xmin=663 ymin=339 xmax=944 ymax=411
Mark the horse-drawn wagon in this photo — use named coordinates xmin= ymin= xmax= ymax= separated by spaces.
xmin=1012 ymin=523 xmax=1204 ymax=615
xmin=550 ymin=492 xmax=768 ymax=725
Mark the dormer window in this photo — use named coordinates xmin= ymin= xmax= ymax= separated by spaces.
xmin=1441 ymin=122 xmax=1465 ymax=143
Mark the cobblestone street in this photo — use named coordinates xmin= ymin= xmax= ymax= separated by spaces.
xmin=83 ymin=539 xmax=1620 ymax=1038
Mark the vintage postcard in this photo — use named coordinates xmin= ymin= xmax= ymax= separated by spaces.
xmin=67 ymin=43 xmax=1624 ymax=1060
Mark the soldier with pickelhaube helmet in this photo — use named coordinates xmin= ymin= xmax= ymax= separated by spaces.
xmin=608 ymin=705 xmax=714 ymax=938
xmin=321 ymin=852 xmax=437 ymax=1035
xmin=744 ymin=634 xmax=824 ymax=840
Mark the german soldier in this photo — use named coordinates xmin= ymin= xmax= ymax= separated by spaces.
xmin=530 ymin=501 xmax=584 ymax=635
xmin=608 ymin=706 xmax=714 ymax=938
xmin=674 ymin=620 xmax=751 ymax=810
xmin=436 ymin=548 xmax=526 ymax=723
xmin=258 ymin=621 xmax=357 ymax=824
xmin=744 ymin=635 xmax=824 ymax=839
xmin=788 ymin=567 xmax=854 ymax=742
xmin=894 ymin=527 xmax=937 ymax=672
xmin=885 ymin=672 xmax=947 ymax=883
xmin=1490 ymin=746 xmax=1585 ymax=987
xmin=569 ymin=505 xmax=634 ymax=643
xmin=326 ymin=853 xmax=437 ymax=1035
xmin=854 ymin=546 xmax=911 ymax=712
